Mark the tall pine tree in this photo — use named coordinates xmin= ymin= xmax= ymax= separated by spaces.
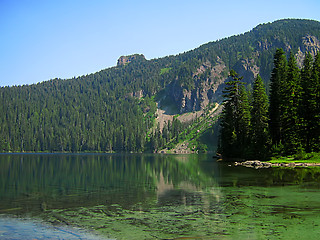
xmin=300 ymin=53 xmax=316 ymax=152
xmin=282 ymin=52 xmax=301 ymax=154
xmin=219 ymin=70 xmax=250 ymax=158
xmin=311 ymin=52 xmax=320 ymax=151
xmin=251 ymin=74 xmax=270 ymax=159
xmin=269 ymin=48 xmax=288 ymax=146
xmin=237 ymin=85 xmax=251 ymax=157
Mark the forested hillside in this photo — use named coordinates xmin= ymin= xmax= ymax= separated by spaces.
xmin=219 ymin=50 xmax=320 ymax=160
xmin=1 ymin=19 xmax=320 ymax=152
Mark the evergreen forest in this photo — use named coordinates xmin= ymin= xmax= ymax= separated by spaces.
xmin=1 ymin=19 xmax=320 ymax=153
xmin=219 ymin=49 xmax=320 ymax=160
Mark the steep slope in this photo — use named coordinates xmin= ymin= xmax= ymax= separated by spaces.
xmin=1 ymin=19 xmax=320 ymax=152
xmin=162 ymin=19 xmax=320 ymax=113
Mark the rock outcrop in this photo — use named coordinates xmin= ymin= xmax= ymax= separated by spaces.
xmin=167 ymin=55 xmax=261 ymax=113
xmin=127 ymin=89 xmax=144 ymax=99
xmin=295 ymin=35 xmax=320 ymax=67
xmin=168 ymin=57 xmax=227 ymax=113
xmin=165 ymin=34 xmax=320 ymax=114
xmin=117 ymin=54 xmax=146 ymax=66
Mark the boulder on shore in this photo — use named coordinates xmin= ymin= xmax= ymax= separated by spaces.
xmin=234 ymin=160 xmax=320 ymax=169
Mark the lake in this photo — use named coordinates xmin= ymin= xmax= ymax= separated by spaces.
xmin=1 ymin=153 xmax=320 ymax=239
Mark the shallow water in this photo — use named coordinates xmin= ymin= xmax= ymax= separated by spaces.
xmin=1 ymin=153 xmax=320 ymax=239
xmin=0 ymin=217 xmax=105 ymax=239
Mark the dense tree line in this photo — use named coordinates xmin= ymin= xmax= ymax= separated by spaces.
xmin=270 ymin=49 xmax=320 ymax=154
xmin=219 ymin=49 xmax=320 ymax=160
xmin=219 ymin=70 xmax=253 ymax=158
xmin=149 ymin=118 xmax=186 ymax=152
xmin=0 ymin=67 xmax=158 ymax=152
xmin=1 ymin=19 xmax=320 ymax=153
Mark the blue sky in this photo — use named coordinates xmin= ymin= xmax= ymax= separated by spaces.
xmin=1 ymin=0 xmax=320 ymax=86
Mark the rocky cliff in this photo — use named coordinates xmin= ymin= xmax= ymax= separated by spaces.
xmin=167 ymin=57 xmax=227 ymax=113
xmin=164 ymin=33 xmax=320 ymax=113
xmin=295 ymin=35 xmax=320 ymax=67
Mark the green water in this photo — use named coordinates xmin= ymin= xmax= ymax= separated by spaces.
xmin=1 ymin=153 xmax=320 ymax=239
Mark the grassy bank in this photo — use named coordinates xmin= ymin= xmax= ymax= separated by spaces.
xmin=268 ymin=152 xmax=320 ymax=164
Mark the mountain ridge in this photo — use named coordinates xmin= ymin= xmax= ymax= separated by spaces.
xmin=1 ymin=19 xmax=320 ymax=153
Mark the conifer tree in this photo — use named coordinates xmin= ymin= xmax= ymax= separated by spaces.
xmin=219 ymin=98 xmax=237 ymax=157
xmin=237 ymin=85 xmax=251 ymax=157
xmin=219 ymin=70 xmax=250 ymax=158
xmin=282 ymin=52 xmax=301 ymax=154
xmin=251 ymin=75 xmax=270 ymax=159
xmin=300 ymin=53 xmax=316 ymax=152
xmin=269 ymin=48 xmax=287 ymax=146
xmin=311 ymin=52 xmax=320 ymax=151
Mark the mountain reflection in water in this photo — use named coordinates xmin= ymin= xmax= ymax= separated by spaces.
xmin=1 ymin=153 xmax=320 ymax=239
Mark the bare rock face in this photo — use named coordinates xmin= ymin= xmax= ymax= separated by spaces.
xmin=127 ymin=89 xmax=144 ymax=99
xmin=295 ymin=35 xmax=320 ymax=68
xmin=117 ymin=54 xmax=146 ymax=66
xmin=257 ymin=39 xmax=272 ymax=51
xmin=169 ymin=35 xmax=320 ymax=114
xmin=170 ymin=57 xmax=227 ymax=113
xmin=169 ymin=54 xmax=263 ymax=113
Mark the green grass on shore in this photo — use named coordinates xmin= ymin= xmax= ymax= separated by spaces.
xmin=268 ymin=152 xmax=320 ymax=164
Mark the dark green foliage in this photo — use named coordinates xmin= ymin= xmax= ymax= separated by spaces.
xmin=0 ymin=70 xmax=158 ymax=152
xmin=313 ymin=53 xmax=320 ymax=151
xmin=251 ymin=75 xmax=270 ymax=159
xmin=269 ymin=48 xmax=287 ymax=145
xmin=176 ymin=64 xmax=195 ymax=90
xmin=219 ymin=70 xmax=251 ymax=158
xmin=149 ymin=118 xmax=186 ymax=152
xmin=219 ymin=49 xmax=320 ymax=160
xmin=300 ymin=53 xmax=320 ymax=152
xmin=270 ymin=50 xmax=320 ymax=155
xmin=281 ymin=52 xmax=301 ymax=154
xmin=219 ymin=98 xmax=237 ymax=157
xmin=237 ymin=85 xmax=251 ymax=154
xmin=1 ymin=19 xmax=320 ymax=153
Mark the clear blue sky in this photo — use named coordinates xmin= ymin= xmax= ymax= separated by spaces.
xmin=1 ymin=0 xmax=320 ymax=87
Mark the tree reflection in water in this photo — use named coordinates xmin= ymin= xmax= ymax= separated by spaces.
xmin=2 ymin=154 xmax=320 ymax=239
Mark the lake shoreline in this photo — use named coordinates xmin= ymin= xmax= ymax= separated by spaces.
xmin=234 ymin=160 xmax=320 ymax=169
